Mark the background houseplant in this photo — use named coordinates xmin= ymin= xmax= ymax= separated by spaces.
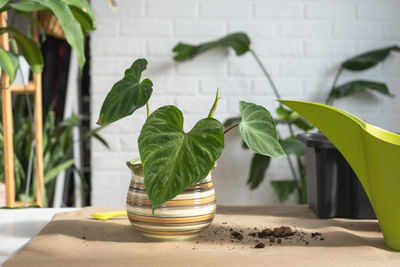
xmin=172 ymin=33 xmax=398 ymax=204
xmin=96 ymin=58 xmax=286 ymax=212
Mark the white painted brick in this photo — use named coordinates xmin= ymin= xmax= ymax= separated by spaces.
xmin=175 ymin=48 xmax=227 ymax=75
xmin=357 ymin=3 xmax=400 ymax=21
xmin=254 ymin=3 xmax=303 ymax=20
xmin=91 ymin=57 xmax=132 ymax=76
xmin=174 ymin=21 xmax=226 ymax=38
xmin=92 ymin=134 xmax=119 ymax=153
xmin=305 ymin=3 xmax=356 ymax=20
xmin=147 ymin=1 xmax=197 ymax=18
xmin=147 ymin=39 xmax=178 ymax=56
xmin=333 ymin=22 xmax=383 ymax=39
xmin=200 ymin=77 xmax=251 ymax=95
xmin=280 ymin=59 xmax=337 ymax=76
xmin=252 ymin=77 xmax=304 ymax=96
xmin=121 ymin=19 xmax=172 ymax=37
xmin=92 ymin=0 xmax=145 ymax=18
xmin=281 ymin=22 xmax=331 ymax=38
xmin=304 ymin=40 xmax=355 ymax=57
xmin=176 ymin=95 xmax=228 ymax=115
xmin=253 ymin=40 xmax=303 ymax=57
xmin=93 ymin=18 xmax=119 ymax=37
xmin=200 ymin=2 xmax=250 ymax=19
xmin=228 ymin=54 xmax=279 ymax=76
xmin=382 ymin=55 xmax=400 ymax=76
xmin=228 ymin=21 xmax=280 ymax=38
xmin=384 ymin=23 xmax=400 ymax=38
xmin=165 ymin=77 xmax=199 ymax=95
xmin=92 ymin=152 xmax=137 ymax=171
xmin=91 ymin=38 xmax=145 ymax=57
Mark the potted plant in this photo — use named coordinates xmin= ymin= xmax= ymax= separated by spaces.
xmin=297 ymin=45 xmax=399 ymax=219
xmin=96 ymin=58 xmax=286 ymax=241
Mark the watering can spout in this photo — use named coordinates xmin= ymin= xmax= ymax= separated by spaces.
xmin=279 ymin=100 xmax=400 ymax=250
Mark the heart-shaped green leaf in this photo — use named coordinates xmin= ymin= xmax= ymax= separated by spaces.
xmin=0 ymin=48 xmax=19 ymax=83
xmin=33 ymin=0 xmax=86 ymax=71
xmin=342 ymin=45 xmax=400 ymax=71
xmin=329 ymin=80 xmax=393 ymax=99
xmin=239 ymin=101 xmax=285 ymax=158
xmin=247 ymin=153 xmax=270 ymax=190
xmin=97 ymin=58 xmax=153 ymax=126
xmin=0 ymin=26 xmax=43 ymax=73
xmin=173 ymin=32 xmax=251 ymax=61
xmin=138 ymin=105 xmax=224 ymax=211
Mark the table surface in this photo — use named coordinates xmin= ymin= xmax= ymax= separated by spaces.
xmin=3 ymin=206 xmax=400 ymax=267
xmin=0 ymin=208 xmax=78 ymax=265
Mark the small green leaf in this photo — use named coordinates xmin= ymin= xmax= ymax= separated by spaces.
xmin=0 ymin=48 xmax=19 ymax=83
xmin=33 ymin=0 xmax=86 ymax=71
xmin=238 ymin=101 xmax=285 ymax=158
xmin=271 ymin=180 xmax=298 ymax=203
xmin=330 ymin=80 xmax=393 ymax=99
xmin=138 ymin=105 xmax=224 ymax=211
xmin=97 ymin=58 xmax=153 ymax=126
xmin=173 ymin=32 xmax=251 ymax=61
xmin=247 ymin=153 xmax=270 ymax=190
xmin=208 ymin=88 xmax=220 ymax=118
xmin=280 ymin=137 xmax=305 ymax=157
xmin=9 ymin=0 xmax=46 ymax=11
xmin=342 ymin=45 xmax=400 ymax=71
xmin=61 ymin=0 xmax=96 ymax=34
xmin=223 ymin=116 xmax=241 ymax=127
xmin=276 ymin=106 xmax=314 ymax=131
xmin=0 ymin=26 xmax=43 ymax=73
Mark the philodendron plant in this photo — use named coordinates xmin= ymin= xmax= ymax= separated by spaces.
xmin=97 ymin=58 xmax=286 ymax=212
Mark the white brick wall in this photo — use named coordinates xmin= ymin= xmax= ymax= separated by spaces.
xmin=90 ymin=0 xmax=400 ymax=207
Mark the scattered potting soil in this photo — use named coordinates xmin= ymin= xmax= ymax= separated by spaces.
xmin=194 ymin=222 xmax=326 ymax=250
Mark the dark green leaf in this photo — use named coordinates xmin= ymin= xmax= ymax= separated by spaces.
xmin=342 ymin=45 xmax=400 ymax=71
xmin=330 ymin=80 xmax=393 ymax=99
xmin=223 ymin=116 xmax=241 ymax=127
xmin=173 ymin=32 xmax=251 ymax=61
xmin=97 ymin=58 xmax=153 ymax=126
xmin=271 ymin=180 xmax=298 ymax=203
xmin=44 ymin=159 xmax=74 ymax=183
xmin=247 ymin=153 xmax=270 ymax=190
xmin=0 ymin=0 xmax=8 ymax=9
xmin=238 ymin=101 xmax=285 ymax=158
xmin=293 ymin=117 xmax=314 ymax=131
xmin=33 ymin=0 xmax=85 ymax=71
xmin=0 ymin=26 xmax=43 ymax=73
xmin=9 ymin=0 xmax=46 ymax=11
xmin=61 ymin=0 xmax=96 ymax=35
xmin=276 ymin=106 xmax=314 ymax=131
xmin=138 ymin=105 xmax=224 ymax=211
xmin=280 ymin=137 xmax=305 ymax=157
xmin=0 ymin=48 xmax=19 ymax=83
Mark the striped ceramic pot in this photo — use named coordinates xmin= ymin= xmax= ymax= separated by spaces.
xmin=126 ymin=159 xmax=216 ymax=241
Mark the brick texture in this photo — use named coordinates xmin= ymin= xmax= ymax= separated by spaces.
xmin=90 ymin=0 xmax=400 ymax=207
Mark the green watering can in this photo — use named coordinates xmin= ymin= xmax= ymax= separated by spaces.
xmin=279 ymin=100 xmax=400 ymax=251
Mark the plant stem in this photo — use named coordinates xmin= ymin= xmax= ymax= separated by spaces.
xmin=146 ymin=102 xmax=150 ymax=118
xmin=325 ymin=66 xmax=343 ymax=105
xmin=249 ymin=49 xmax=281 ymax=100
xmin=224 ymin=123 xmax=239 ymax=134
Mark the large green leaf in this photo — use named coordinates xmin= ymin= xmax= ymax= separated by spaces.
xmin=271 ymin=180 xmax=298 ymax=203
xmin=9 ymin=0 xmax=46 ymax=11
xmin=97 ymin=58 xmax=153 ymax=126
xmin=61 ymin=0 xmax=96 ymax=34
xmin=276 ymin=106 xmax=314 ymax=131
xmin=0 ymin=26 xmax=43 ymax=73
xmin=0 ymin=0 xmax=8 ymax=9
xmin=247 ymin=153 xmax=270 ymax=190
xmin=0 ymin=48 xmax=19 ymax=83
xmin=342 ymin=45 xmax=400 ymax=71
xmin=238 ymin=101 xmax=285 ymax=158
xmin=138 ymin=105 xmax=224 ymax=211
xmin=173 ymin=32 xmax=251 ymax=61
xmin=280 ymin=137 xmax=305 ymax=157
xmin=329 ymin=80 xmax=393 ymax=99
xmin=33 ymin=0 xmax=85 ymax=70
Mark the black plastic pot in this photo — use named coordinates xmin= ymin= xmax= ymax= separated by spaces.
xmin=297 ymin=133 xmax=376 ymax=219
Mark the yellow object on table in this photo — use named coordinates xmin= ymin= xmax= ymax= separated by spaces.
xmin=4 ymin=206 xmax=400 ymax=267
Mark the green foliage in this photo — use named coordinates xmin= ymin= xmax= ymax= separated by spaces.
xmin=0 ymin=48 xmax=19 ymax=82
xmin=247 ymin=153 xmax=270 ymax=190
xmin=97 ymin=58 xmax=153 ymax=126
xmin=0 ymin=96 xmax=108 ymax=206
xmin=276 ymin=106 xmax=314 ymax=131
xmin=270 ymin=180 xmax=298 ymax=203
xmin=0 ymin=0 xmax=8 ymax=9
xmin=138 ymin=105 xmax=224 ymax=212
xmin=329 ymin=80 xmax=393 ymax=99
xmin=280 ymin=137 xmax=305 ymax=157
xmin=342 ymin=45 xmax=400 ymax=71
xmin=238 ymin=101 xmax=285 ymax=158
xmin=0 ymin=26 xmax=43 ymax=73
xmin=173 ymin=32 xmax=250 ymax=61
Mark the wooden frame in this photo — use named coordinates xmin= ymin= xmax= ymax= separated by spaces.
xmin=1 ymin=11 xmax=44 ymax=207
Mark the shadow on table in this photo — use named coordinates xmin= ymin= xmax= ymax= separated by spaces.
xmin=0 ymin=220 xmax=51 ymax=238
xmin=38 ymin=218 xmax=151 ymax=243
